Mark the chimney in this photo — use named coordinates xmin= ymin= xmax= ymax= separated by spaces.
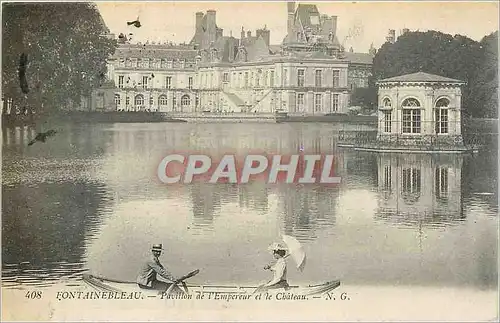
xmin=195 ymin=12 xmax=204 ymax=32
xmin=247 ymin=31 xmax=252 ymax=38
xmin=256 ymin=27 xmax=270 ymax=47
xmin=206 ymin=10 xmax=217 ymax=44
xmin=287 ymin=1 xmax=295 ymax=38
xmin=331 ymin=16 xmax=337 ymax=37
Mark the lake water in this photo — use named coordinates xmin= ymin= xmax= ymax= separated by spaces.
xmin=2 ymin=122 xmax=498 ymax=291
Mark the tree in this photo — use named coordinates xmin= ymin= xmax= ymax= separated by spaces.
xmin=350 ymin=87 xmax=378 ymax=111
xmin=468 ymin=31 xmax=498 ymax=118
xmin=2 ymin=2 xmax=117 ymax=114
xmin=371 ymin=30 xmax=488 ymax=117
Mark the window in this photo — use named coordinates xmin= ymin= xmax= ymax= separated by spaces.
xmin=180 ymin=59 xmax=186 ymax=69
xmin=435 ymin=98 xmax=449 ymax=134
xmin=158 ymin=95 xmax=168 ymax=106
xmin=384 ymin=111 xmax=392 ymax=133
xmin=315 ymin=70 xmax=322 ymax=87
xmin=297 ymin=93 xmax=305 ymax=111
xmin=283 ymin=69 xmax=288 ymax=86
xmin=188 ymin=77 xmax=193 ymax=89
xmin=126 ymin=96 xmax=130 ymax=106
xmin=333 ymin=70 xmax=340 ymax=88
xmin=160 ymin=59 xmax=166 ymax=68
xmin=402 ymin=98 xmax=421 ymax=134
xmin=142 ymin=76 xmax=148 ymax=89
xmin=223 ymin=72 xmax=229 ymax=83
xmin=172 ymin=95 xmax=177 ymax=111
xmin=165 ymin=76 xmax=172 ymax=89
xmin=332 ymin=94 xmax=339 ymax=112
xmin=118 ymin=76 xmax=124 ymax=88
xmin=149 ymin=95 xmax=153 ymax=106
xmin=134 ymin=94 xmax=144 ymax=106
xmin=297 ymin=69 xmax=305 ymax=87
xmin=181 ymin=94 xmax=190 ymax=107
xmin=314 ymin=93 xmax=322 ymax=112
xmin=136 ymin=59 xmax=141 ymax=68
xmin=244 ymin=72 xmax=249 ymax=87
xmin=270 ymin=70 xmax=274 ymax=87
xmin=167 ymin=60 xmax=173 ymax=68
xmin=383 ymin=165 xmax=391 ymax=191
xmin=435 ymin=167 xmax=448 ymax=199
xmin=402 ymin=168 xmax=421 ymax=194
xmin=114 ymin=94 xmax=121 ymax=107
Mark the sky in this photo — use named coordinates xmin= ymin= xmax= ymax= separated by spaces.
xmin=96 ymin=1 xmax=499 ymax=53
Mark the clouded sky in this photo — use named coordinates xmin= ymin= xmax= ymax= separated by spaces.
xmin=96 ymin=1 xmax=499 ymax=52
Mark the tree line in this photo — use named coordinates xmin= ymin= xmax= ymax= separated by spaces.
xmin=2 ymin=2 xmax=117 ymax=114
xmin=350 ymin=30 xmax=498 ymax=118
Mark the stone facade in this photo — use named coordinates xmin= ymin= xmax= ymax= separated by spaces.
xmin=376 ymin=72 xmax=466 ymax=147
xmin=96 ymin=2 xmax=373 ymax=114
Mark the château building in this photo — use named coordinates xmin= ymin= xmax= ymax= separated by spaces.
xmin=100 ymin=2 xmax=374 ymax=114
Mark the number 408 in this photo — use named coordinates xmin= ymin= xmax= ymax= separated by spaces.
xmin=25 ymin=291 xmax=42 ymax=299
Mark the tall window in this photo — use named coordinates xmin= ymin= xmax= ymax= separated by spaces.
xmin=165 ymin=76 xmax=172 ymax=89
xmin=384 ymin=111 xmax=392 ymax=133
xmin=172 ymin=95 xmax=177 ymax=111
xmin=332 ymin=94 xmax=339 ymax=112
xmin=244 ymin=72 xmax=249 ymax=87
xmin=114 ymin=94 xmax=121 ymax=108
xmin=435 ymin=98 xmax=449 ymax=134
xmin=118 ymin=76 xmax=124 ymax=88
xmin=158 ymin=95 xmax=168 ymax=107
xmin=181 ymin=94 xmax=190 ymax=107
xmin=126 ymin=96 xmax=130 ymax=106
xmin=223 ymin=73 xmax=229 ymax=83
xmin=333 ymin=70 xmax=340 ymax=88
xmin=270 ymin=70 xmax=275 ymax=87
xmin=314 ymin=93 xmax=322 ymax=112
xmin=297 ymin=93 xmax=305 ymax=111
xmin=297 ymin=69 xmax=305 ymax=87
xmin=383 ymin=165 xmax=391 ymax=191
xmin=283 ymin=69 xmax=288 ymax=86
xmin=134 ymin=94 xmax=144 ymax=107
xmin=435 ymin=167 xmax=448 ymax=199
xmin=142 ymin=76 xmax=148 ymax=89
xmin=401 ymin=98 xmax=421 ymax=134
xmin=188 ymin=77 xmax=193 ymax=89
xmin=315 ymin=70 xmax=322 ymax=87
xmin=160 ymin=59 xmax=166 ymax=68
xmin=149 ymin=95 xmax=153 ymax=106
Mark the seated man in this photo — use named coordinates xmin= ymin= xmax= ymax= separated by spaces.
xmin=136 ymin=244 xmax=184 ymax=293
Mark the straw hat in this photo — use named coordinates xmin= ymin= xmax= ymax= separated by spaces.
xmin=151 ymin=244 xmax=164 ymax=252
xmin=267 ymin=242 xmax=288 ymax=252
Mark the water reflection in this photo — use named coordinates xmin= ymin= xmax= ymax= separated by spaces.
xmin=374 ymin=153 xmax=465 ymax=227
xmin=2 ymin=181 xmax=109 ymax=287
xmin=2 ymin=122 xmax=497 ymax=290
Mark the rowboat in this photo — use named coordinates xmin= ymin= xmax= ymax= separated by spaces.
xmin=82 ymin=273 xmax=341 ymax=299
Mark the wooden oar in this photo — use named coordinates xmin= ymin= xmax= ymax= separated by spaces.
xmin=164 ymin=269 xmax=200 ymax=296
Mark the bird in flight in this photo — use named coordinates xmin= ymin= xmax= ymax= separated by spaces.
xmin=127 ymin=17 xmax=141 ymax=28
xmin=28 ymin=130 xmax=57 ymax=146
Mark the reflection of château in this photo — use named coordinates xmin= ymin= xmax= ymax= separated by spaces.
xmin=375 ymin=152 xmax=464 ymax=227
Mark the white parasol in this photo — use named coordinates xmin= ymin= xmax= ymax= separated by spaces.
xmin=282 ymin=234 xmax=307 ymax=272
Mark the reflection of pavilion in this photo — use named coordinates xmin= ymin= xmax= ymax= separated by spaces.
xmin=375 ymin=152 xmax=464 ymax=227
